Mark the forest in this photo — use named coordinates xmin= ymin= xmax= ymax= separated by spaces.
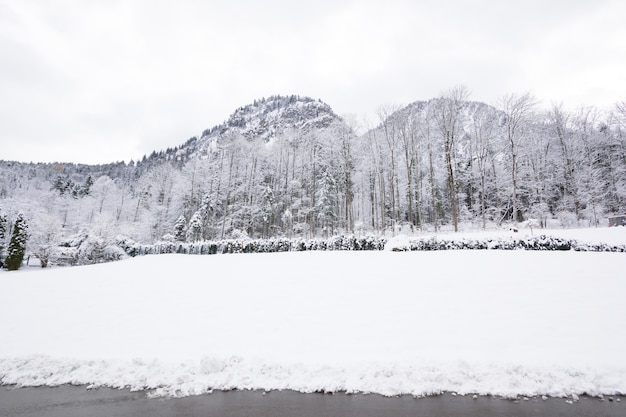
xmin=1 ymin=91 xmax=625 ymax=266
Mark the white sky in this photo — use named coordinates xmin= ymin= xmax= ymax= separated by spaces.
xmin=1 ymin=0 xmax=625 ymax=164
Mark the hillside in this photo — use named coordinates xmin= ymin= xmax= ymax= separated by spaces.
xmin=204 ymin=95 xmax=339 ymax=140
xmin=138 ymin=95 xmax=343 ymax=167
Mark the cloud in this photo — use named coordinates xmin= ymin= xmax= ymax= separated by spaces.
xmin=1 ymin=0 xmax=625 ymax=164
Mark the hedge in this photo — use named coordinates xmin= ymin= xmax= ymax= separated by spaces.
xmin=117 ymin=234 xmax=626 ymax=257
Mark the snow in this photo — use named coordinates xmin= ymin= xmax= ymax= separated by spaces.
xmin=1 ymin=228 xmax=626 ymax=398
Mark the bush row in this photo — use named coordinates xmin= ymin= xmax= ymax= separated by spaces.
xmin=117 ymin=234 xmax=626 ymax=257
xmin=121 ymin=235 xmax=386 ymax=256
xmin=389 ymin=235 xmax=626 ymax=252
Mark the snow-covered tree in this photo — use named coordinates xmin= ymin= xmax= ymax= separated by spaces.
xmin=497 ymin=92 xmax=538 ymax=223
xmin=173 ymin=215 xmax=187 ymax=242
xmin=469 ymin=105 xmax=499 ymax=229
xmin=81 ymin=175 xmax=94 ymax=197
xmin=5 ymin=212 xmax=29 ymax=271
xmin=258 ymin=185 xmax=275 ymax=238
xmin=0 ymin=209 xmax=7 ymax=251
xmin=316 ymin=167 xmax=338 ymax=237
xmin=435 ymin=86 xmax=470 ymax=231
xmin=29 ymin=213 xmax=62 ymax=268
xmin=281 ymin=208 xmax=293 ymax=238
xmin=186 ymin=211 xmax=203 ymax=242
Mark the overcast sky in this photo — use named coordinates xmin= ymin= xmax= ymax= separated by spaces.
xmin=2 ymin=0 xmax=625 ymax=165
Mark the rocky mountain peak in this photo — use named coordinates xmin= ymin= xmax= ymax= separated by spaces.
xmin=201 ymin=95 xmax=340 ymax=142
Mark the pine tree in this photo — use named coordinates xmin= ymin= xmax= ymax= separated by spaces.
xmin=6 ymin=212 xmax=29 ymax=271
xmin=50 ymin=175 xmax=68 ymax=196
xmin=81 ymin=175 xmax=94 ymax=197
xmin=0 ymin=210 xmax=7 ymax=244
xmin=173 ymin=215 xmax=187 ymax=242
xmin=316 ymin=167 xmax=338 ymax=236
xmin=186 ymin=211 xmax=203 ymax=242
xmin=0 ymin=210 xmax=7 ymax=263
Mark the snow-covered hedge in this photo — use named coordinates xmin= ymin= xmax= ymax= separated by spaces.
xmin=126 ymin=235 xmax=387 ymax=256
xmin=121 ymin=234 xmax=626 ymax=257
xmin=53 ymin=231 xmax=128 ymax=266
xmin=35 ymin=233 xmax=625 ymax=266
xmin=385 ymin=234 xmax=626 ymax=252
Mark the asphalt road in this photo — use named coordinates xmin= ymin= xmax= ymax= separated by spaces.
xmin=1 ymin=385 xmax=624 ymax=417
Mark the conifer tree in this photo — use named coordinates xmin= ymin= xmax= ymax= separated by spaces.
xmin=0 ymin=210 xmax=7 ymax=244
xmin=173 ymin=215 xmax=187 ymax=242
xmin=81 ymin=175 xmax=94 ymax=197
xmin=6 ymin=212 xmax=29 ymax=271
xmin=0 ymin=210 xmax=7 ymax=264
xmin=186 ymin=211 xmax=203 ymax=242
xmin=316 ymin=167 xmax=338 ymax=236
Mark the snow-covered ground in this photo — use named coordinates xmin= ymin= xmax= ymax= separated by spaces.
xmin=1 ymin=228 xmax=625 ymax=398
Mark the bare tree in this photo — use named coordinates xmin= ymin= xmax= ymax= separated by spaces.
xmin=470 ymin=106 xmax=498 ymax=229
xmin=498 ymin=92 xmax=537 ymax=223
xmin=366 ymin=126 xmax=386 ymax=233
xmin=335 ymin=118 xmax=357 ymax=234
xmin=549 ymin=104 xmax=581 ymax=217
xmin=526 ymin=121 xmax=553 ymax=228
xmin=573 ymin=107 xmax=603 ymax=226
xmin=418 ymin=107 xmax=440 ymax=231
xmin=435 ymin=86 xmax=470 ymax=232
xmin=377 ymin=105 xmax=402 ymax=233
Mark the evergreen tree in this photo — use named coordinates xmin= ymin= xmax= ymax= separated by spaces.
xmin=50 ymin=175 xmax=68 ymax=196
xmin=81 ymin=175 xmax=94 ymax=197
xmin=316 ymin=167 xmax=338 ymax=236
xmin=199 ymin=193 xmax=214 ymax=240
xmin=0 ymin=210 xmax=7 ymax=263
xmin=0 ymin=210 xmax=6 ymax=244
xmin=258 ymin=186 xmax=275 ymax=238
xmin=173 ymin=215 xmax=187 ymax=242
xmin=186 ymin=211 xmax=203 ymax=242
xmin=5 ymin=212 xmax=29 ymax=271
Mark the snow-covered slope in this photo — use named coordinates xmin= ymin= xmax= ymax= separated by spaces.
xmin=365 ymin=98 xmax=504 ymax=161
xmin=217 ymin=95 xmax=339 ymax=140
xmin=173 ymin=95 xmax=343 ymax=159
xmin=116 ymin=94 xmax=344 ymax=167
xmin=1 ymin=229 xmax=625 ymax=399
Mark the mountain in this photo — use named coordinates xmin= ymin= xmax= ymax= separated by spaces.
xmin=205 ymin=95 xmax=339 ymax=140
xmin=142 ymin=95 xmax=343 ymax=167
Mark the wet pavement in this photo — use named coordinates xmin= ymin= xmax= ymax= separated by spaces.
xmin=1 ymin=385 xmax=624 ymax=417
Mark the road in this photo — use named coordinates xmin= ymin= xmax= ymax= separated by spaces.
xmin=1 ymin=385 xmax=624 ymax=417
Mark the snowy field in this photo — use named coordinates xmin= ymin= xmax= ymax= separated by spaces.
xmin=1 ymin=227 xmax=625 ymax=398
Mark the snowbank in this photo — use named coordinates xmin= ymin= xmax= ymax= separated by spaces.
xmin=2 ymin=354 xmax=622 ymax=399
xmin=2 ymin=243 xmax=625 ymax=399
